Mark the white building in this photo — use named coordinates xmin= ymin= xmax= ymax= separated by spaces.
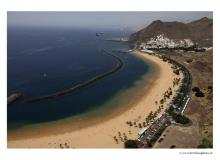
xmin=140 ymin=34 xmax=195 ymax=49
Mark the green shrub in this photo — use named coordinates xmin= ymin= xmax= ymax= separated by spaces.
xmin=192 ymin=87 xmax=200 ymax=92
xmin=172 ymin=113 xmax=190 ymax=124
xmin=195 ymin=91 xmax=204 ymax=97
xmin=208 ymin=86 xmax=212 ymax=91
xmin=197 ymin=138 xmax=213 ymax=148
xmin=124 ymin=140 xmax=138 ymax=148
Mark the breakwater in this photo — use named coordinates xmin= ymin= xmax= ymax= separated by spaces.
xmin=7 ymin=93 xmax=22 ymax=105
xmin=27 ymin=49 xmax=124 ymax=103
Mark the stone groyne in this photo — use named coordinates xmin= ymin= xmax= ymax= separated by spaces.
xmin=27 ymin=49 xmax=124 ymax=103
xmin=7 ymin=93 xmax=22 ymax=105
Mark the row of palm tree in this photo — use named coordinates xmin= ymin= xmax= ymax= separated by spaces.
xmin=121 ymin=86 xmax=176 ymax=144
xmin=59 ymin=142 xmax=70 ymax=148
xmin=113 ymin=132 xmax=128 ymax=144
xmin=125 ymin=86 xmax=172 ymax=129
xmin=173 ymin=77 xmax=181 ymax=87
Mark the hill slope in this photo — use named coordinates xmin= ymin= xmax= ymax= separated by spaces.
xmin=129 ymin=17 xmax=213 ymax=47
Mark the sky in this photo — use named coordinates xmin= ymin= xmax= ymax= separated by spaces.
xmin=8 ymin=11 xmax=213 ymax=30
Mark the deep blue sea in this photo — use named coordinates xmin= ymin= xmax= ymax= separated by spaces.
xmin=8 ymin=27 xmax=151 ymax=129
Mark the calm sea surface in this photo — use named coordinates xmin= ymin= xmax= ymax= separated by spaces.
xmin=8 ymin=27 xmax=152 ymax=129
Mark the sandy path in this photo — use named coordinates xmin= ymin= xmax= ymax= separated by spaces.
xmin=8 ymin=51 xmax=182 ymax=148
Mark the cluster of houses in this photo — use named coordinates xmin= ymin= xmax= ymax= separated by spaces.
xmin=139 ymin=34 xmax=195 ymax=50
xmin=138 ymin=35 xmax=213 ymax=54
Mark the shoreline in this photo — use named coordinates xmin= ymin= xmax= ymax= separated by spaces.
xmin=8 ymin=51 xmax=156 ymax=140
xmin=8 ymin=50 xmax=182 ymax=148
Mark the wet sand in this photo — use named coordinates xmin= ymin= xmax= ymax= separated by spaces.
xmin=8 ymin=50 xmax=182 ymax=148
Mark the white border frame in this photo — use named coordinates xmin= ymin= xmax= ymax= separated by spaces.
xmin=0 ymin=0 xmax=218 ymax=160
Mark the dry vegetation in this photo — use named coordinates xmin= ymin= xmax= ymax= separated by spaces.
xmin=155 ymin=50 xmax=213 ymax=148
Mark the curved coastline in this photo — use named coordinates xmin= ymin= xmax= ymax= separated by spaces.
xmin=8 ymin=51 xmax=157 ymax=139
xmin=8 ymin=51 xmax=181 ymax=148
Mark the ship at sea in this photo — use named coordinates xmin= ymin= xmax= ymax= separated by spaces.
xmin=96 ymin=32 xmax=104 ymax=36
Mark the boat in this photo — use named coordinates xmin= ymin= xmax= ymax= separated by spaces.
xmin=96 ymin=32 xmax=104 ymax=36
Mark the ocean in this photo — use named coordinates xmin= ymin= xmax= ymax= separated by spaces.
xmin=8 ymin=26 xmax=152 ymax=129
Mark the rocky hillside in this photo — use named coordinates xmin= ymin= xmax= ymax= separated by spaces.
xmin=129 ymin=17 xmax=213 ymax=47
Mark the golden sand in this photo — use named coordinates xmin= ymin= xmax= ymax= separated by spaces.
xmin=8 ymin=51 xmax=182 ymax=148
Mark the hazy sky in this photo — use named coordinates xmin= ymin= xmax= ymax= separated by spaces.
xmin=8 ymin=11 xmax=213 ymax=30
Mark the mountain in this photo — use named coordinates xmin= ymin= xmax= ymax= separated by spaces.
xmin=187 ymin=17 xmax=213 ymax=46
xmin=129 ymin=17 xmax=213 ymax=47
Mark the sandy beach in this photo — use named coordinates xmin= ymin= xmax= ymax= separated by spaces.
xmin=8 ymin=51 xmax=182 ymax=148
